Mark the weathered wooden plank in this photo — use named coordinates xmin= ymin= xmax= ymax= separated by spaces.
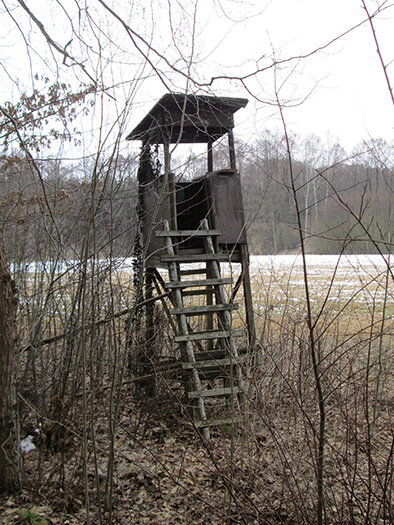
xmin=161 ymin=253 xmax=225 ymax=263
xmin=170 ymin=303 xmax=239 ymax=316
xmin=175 ymin=330 xmax=230 ymax=342
xmin=181 ymin=289 xmax=216 ymax=297
xmin=156 ymin=229 xmax=221 ymax=237
xmin=164 ymin=277 xmax=232 ymax=289
xmin=179 ymin=268 xmax=207 ymax=276
xmin=175 ymin=329 xmax=243 ymax=343
xmin=188 ymin=386 xmax=241 ymax=399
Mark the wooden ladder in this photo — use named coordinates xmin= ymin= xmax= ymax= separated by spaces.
xmin=158 ymin=219 xmax=246 ymax=440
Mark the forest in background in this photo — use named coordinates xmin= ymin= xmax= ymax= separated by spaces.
xmin=1 ymin=131 xmax=393 ymax=263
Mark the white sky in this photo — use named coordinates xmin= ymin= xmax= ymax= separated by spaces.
xmin=2 ymin=0 xmax=394 ymax=155
xmin=194 ymin=0 xmax=394 ymax=152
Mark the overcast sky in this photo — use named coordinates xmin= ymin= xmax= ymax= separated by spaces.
xmin=186 ymin=0 xmax=394 ymax=152
xmin=252 ymin=0 xmax=394 ymax=151
xmin=2 ymin=0 xmax=394 ymax=155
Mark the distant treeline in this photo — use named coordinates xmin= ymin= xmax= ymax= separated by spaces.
xmin=237 ymin=131 xmax=394 ymax=255
xmin=1 ymin=130 xmax=393 ymax=262
xmin=0 ymin=155 xmax=138 ymax=263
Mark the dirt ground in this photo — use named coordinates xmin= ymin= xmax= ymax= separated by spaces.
xmin=0 ymin=386 xmax=296 ymax=525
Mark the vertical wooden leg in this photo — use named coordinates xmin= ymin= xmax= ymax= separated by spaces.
xmin=240 ymin=244 xmax=257 ymax=361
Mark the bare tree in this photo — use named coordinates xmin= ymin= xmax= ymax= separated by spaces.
xmin=0 ymin=228 xmax=21 ymax=493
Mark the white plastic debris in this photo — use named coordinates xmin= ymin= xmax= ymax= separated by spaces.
xmin=20 ymin=435 xmax=36 ymax=453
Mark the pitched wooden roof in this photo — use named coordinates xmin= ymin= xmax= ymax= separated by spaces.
xmin=126 ymin=93 xmax=248 ymax=144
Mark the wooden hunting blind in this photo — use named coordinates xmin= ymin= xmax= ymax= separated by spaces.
xmin=127 ymin=93 xmax=255 ymax=439
xmin=127 ymin=93 xmax=249 ymax=266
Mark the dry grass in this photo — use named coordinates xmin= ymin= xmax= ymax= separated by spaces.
xmin=5 ymin=253 xmax=394 ymax=523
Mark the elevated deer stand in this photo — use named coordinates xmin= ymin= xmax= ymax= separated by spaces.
xmin=127 ymin=93 xmax=255 ymax=438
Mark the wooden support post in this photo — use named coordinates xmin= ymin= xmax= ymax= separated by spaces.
xmin=163 ymin=138 xmax=177 ymax=231
xmin=168 ymin=171 xmax=177 ymax=232
xmin=228 ymin=130 xmax=237 ymax=171
xmin=240 ymin=244 xmax=257 ymax=358
xmin=207 ymin=140 xmax=213 ymax=172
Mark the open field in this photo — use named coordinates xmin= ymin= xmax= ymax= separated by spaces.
xmin=249 ymin=254 xmax=394 ymax=314
xmin=15 ymin=252 xmax=394 ymax=315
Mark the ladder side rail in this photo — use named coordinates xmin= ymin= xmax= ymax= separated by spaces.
xmin=200 ymin=219 xmax=246 ymax=396
xmin=200 ymin=220 xmax=241 ymax=362
xmin=163 ymin=221 xmax=209 ymax=439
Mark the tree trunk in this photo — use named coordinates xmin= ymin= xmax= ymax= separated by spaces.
xmin=0 ymin=229 xmax=21 ymax=493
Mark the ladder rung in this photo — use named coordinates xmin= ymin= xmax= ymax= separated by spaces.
xmin=179 ymin=268 xmax=208 ymax=276
xmin=182 ymin=289 xmax=216 ymax=297
xmin=165 ymin=277 xmax=232 ymax=289
xmin=156 ymin=229 xmax=222 ymax=237
xmin=161 ymin=253 xmax=225 ymax=263
xmin=199 ymin=370 xmax=231 ymax=380
xmin=170 ymin=303 xmax=239 ymax=316
xmin=175 ymin=329 xmax=243 ymax=343
xmin=188 ymin=386 xmax=241 ymax=399
xmin=182 ymin=358 xmax=240 ymax=370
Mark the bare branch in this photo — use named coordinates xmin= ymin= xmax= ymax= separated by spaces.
xmin=15 ymin=0 xmax=97 ymax=85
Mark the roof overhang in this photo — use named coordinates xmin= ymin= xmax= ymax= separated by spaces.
xmin=126 ymin=93 xmax=248 ymax=144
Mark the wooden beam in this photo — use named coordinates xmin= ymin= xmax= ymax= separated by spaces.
xmin=240 ymin=243 xmax=257 ymax=356
xmin=228 ymin=130 xmax=237 ymax=170
xmin=207 ymin=140 xmax=213 ymax=172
